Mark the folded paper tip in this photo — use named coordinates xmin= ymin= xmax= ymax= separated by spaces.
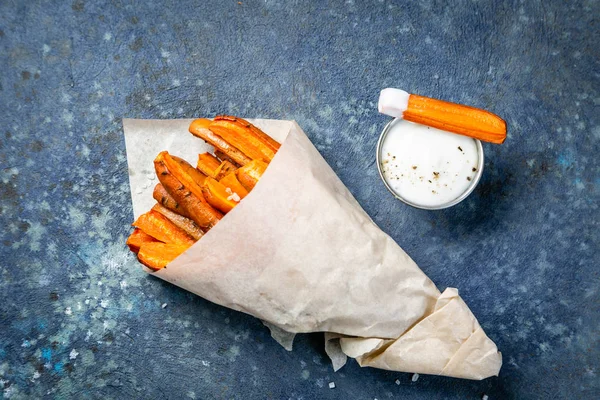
xmin=336 ymin=288 xmax=502 ymax=380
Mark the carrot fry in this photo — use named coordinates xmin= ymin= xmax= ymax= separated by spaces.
xmin=236 ymin=160 xmax=268 ymax=191
xmin=160 ymin=151 xmax=206 ymax=201
xmin=213 ymin=160 xmax=237 ymax=180
xmin=132 ymin=210 xmax=195 ymax=247
xmin=208 ymin=124 xmax=272 ymax=162
xmin=219 ymin=172 xmax=249 ymax=199
xmin=210 ymin=120 xmax=276 ymax=161
xmin=197 ymin=152 xmax=221 ymax=177
xmin=191 ymin=118 xmax=212 ymax=129
xmin=214 ymin=115 xmax=281 ymax=151
xmin=201 ymin=177 xmax=239 ymax=213
xmin=152 ymin=203 xmax=204 ymax=240
xmin=171 ymin=155 xmax=207 ymax=187
xmin=153 ymin=184 xmax=191 ymax=219
xmin=189 ymin=119 xmax=252 ymax=166
xmin=126 ymin=228 xmax=158 ymax=253
xmin=155 ymin=153 xmax=222 ymax=230
xmin=214 ymin=150 xmax=241 ymax=167
xmin=138 ymin=242 xmax=189 ymax=271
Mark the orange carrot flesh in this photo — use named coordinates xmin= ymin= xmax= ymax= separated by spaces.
xmin=197 ymin=152 xmax=221 ymax=176
xmin=213 ymin=160 xmax=237 ymax=180
xmin=210 ymin=120 xmax=277 ymax=161
xmin=138 ymin=242 xmax=189 ymax=271
xmin=404 ymin=94 xmax=507 ymax=144
xmin=155 ymin=155 xmax=223 ymax=230
xmin=189 ymin=120 xmax=252 ymax=166
xmin=208 ymin=125 xmax=269 ymax=162
xmin=171 ymin=155 xmax=207 ymax=187
xmin=126 ymin=228 xmax=158 ymax=253
xmin=132 ymin=210 xmax=195 ymax=247
xmin=190 ymin=118 xmax=212 ymax=130
xmin=219 ymin=172 xmax=249 ymax=199
xmin=214 ymin=150 xmax=241 ymax=167
xmin=236 ymin=160 xmax=268 ymax=191
xmin=213 ymin=115 xmax=280 ymax=151
xmin=152 ymin=203 xmax=204 ymax=240
xmin=201 ymin=177 xmax=239 ymax=213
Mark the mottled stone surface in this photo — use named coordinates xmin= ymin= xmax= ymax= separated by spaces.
xmin=0 ymin=1 xmax=598 ymax=399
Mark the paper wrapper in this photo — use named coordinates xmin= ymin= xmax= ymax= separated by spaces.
xmin=123 ymin=118 xmax=502 ymax=380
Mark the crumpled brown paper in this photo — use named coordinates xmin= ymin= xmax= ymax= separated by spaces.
xmin=123 ymin=118 xmax=502 ymax=380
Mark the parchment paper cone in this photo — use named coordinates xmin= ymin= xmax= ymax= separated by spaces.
xmin=123 ymin=118 xmax=502 ymax=380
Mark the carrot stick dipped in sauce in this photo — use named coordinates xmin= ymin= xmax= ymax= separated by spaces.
xmin=378 ymin=88 xmax=507 ymax=144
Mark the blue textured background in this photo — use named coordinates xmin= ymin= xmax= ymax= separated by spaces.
xmin=1 ymin=1 xmax=598 ymax=399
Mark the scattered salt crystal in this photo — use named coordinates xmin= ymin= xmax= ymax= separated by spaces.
xmin=69 ymin=349 xmax=79 ymax=360
xmin=411 ymin=373 xmax=419 ymax=382
xmin=395 ymin=379 xmax=401 ymax=385
xmin=148 ymin=175 xmax=155 ymax=180
xmin=226 ymin=192 xmax=241 ymax=202
xmin=161 ymin=303 xmax=167 ymax=309
xmin=136 ymin=189 xmax=143 ymax=194
xmin=328 ymin=382 xmax=335 ymax=389
xmin=224 ymin=187 xmax=241 ymax=202
xmin=482 ymin=395 xmax=488 ymax=400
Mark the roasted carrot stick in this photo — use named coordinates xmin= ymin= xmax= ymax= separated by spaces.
xmin=138 ymin=242 xmax=189 ymax=271
xmin=171 ymin=155 xmax=207 ymax=187
xmin=208 ymin=124 xmax=272 ymax=162
xmin=153 ymin=184 xmax=191 ymax=219
xmin=197 ymin=152 xmax=221 ymax=177
xmin=201 ymin=177 xmax=240 ymax=213
xmin=209 ymin=120 xmax=276 ymax=161
xmin=189 ymin=119 xmax=252 ymax=166
xmin=219 ymin=172 xmax=249 ymax=199
xmin=126 ymin=228 xmax=158 ymax=253
xmin=213 ymin=160 xmax=237 ymax=180
xmin=214 ymin=115 xmax=281 ymax=151
xmin=190 ymin=118 xmax=212 ymax=130
xmin=160 ymin=151 xmax=206 ymax=201
xmin=236 ymin=160 xmax=268 ymax=191
xmin=152 ymin=203 xmax=204 ymax=241
xmin=214 ymin=150 xmax=241 ymax=167
xmin=132 ymin=210 xmax=195 ymax=247
xmin=155 ymin=154 xmax=222 ymax=230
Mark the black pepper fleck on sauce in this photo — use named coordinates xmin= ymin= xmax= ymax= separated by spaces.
xmin=467 ymin=177 xmax=472 ymax=181
xmin=472 ymin=167 xmax=477 ymax=172
xmin=412 ymin=166 xmax=417 ymax=170
xmin=458 ymin=146 xmax=463 ymax=151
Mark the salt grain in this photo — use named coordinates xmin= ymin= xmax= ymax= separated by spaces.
xmin=395 ymin=379 xmax=400 ymax=385
xmin=225 ymin=187 xmax=241 ymax=202
xmin=328 ymin=382 xmax=335 ymax=389
xmin=161 ymin=303 xmax=167 ymax=309
xmin=482 ymin=395 xmax=489 ymax=400
xmin=411 ymin=373 xmax=419 ymax=382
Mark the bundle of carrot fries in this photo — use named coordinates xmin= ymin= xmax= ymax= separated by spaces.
xmin=126 ymin=116 xmax=281 ymax=270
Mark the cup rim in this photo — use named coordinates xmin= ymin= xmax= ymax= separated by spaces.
xmin=376 ymin=118 xmax=485 ymax=210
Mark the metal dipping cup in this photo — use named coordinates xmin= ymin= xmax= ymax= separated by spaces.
xmin=376 ymin=118 xmax=485 ymax=210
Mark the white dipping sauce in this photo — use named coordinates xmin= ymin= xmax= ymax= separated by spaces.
xmin=380 ymin=119 xmax=480 ymax=207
